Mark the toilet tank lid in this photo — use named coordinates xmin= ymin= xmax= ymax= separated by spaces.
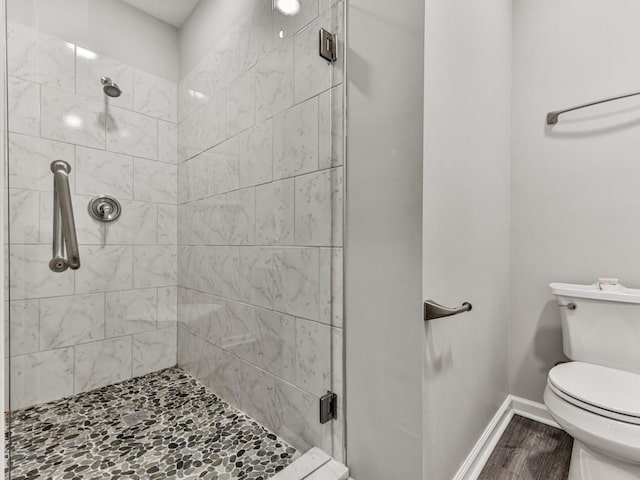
xmin=549 ymin=362 xmax=640 ymax=419
xmin=550 ymin=282 xmax=640 ymax=304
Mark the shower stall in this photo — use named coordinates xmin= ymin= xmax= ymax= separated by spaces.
xmin=3 ymin=0 xmax=345 ymax=477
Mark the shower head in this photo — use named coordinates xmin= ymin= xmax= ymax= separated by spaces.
xmin=101 ymin=76 xmax=122 ymax=98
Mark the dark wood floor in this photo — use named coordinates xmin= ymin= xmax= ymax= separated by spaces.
xmin=478 ymin=415 xmax=573 ymax=480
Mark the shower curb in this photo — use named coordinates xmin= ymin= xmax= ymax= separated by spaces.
xmin=273 ymin=447 xmax=349 ymax=480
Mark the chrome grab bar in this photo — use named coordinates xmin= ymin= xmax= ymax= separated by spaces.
xmin=49 ymin=160 xmax=80 ymax=272
xmin=424 ymin=299 xmax=472 ymax=321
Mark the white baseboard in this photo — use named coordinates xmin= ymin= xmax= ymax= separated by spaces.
xmin=452 ymin=395 xmax=561 ymax=480
xmin=511 ymin=395 xmax=560 ymax=429
xmin=452 ymin=396 xmax=514 ymax=480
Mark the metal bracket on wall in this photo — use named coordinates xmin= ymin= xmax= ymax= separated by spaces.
xmin=319 ymin=391 xmax=338 ymax=424
xmin=319 ymin=28 xmax=337 ymax=63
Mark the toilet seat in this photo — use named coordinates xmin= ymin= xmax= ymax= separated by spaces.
xmin=548 ymin=362 xmax=640 ymax=425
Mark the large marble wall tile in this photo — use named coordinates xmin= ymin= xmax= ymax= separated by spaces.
xmin=106 ymin=106 xmax=158 ymax=159
xmin=238 ymin=120 xmax=273 ymax=188
xmin=198 ymin=340 xmax=243 ymax=408
xmin=75 ymin=146 xmax=133 ymax=199
xmin=273 ymin=247 xmax=321 ymax=321
xmin=215 ymin=299 xmax=258 ymax=364
xmin=274 ymin=379 xmax=323 ymax=452
xmin=178 ymin=92 xmax=226 ymax=162
xmin=273 ymin=0 xmax=319 ymax=40
xmin=158 ymin=286 xmax=178 ymax=328
xmin=178 ymin=54 xmax=215 ymax=122
xmin=106 ymin=200 xmax=158 ymax=245
xmin=181 ymin=199 xmax=224 ymax=245
xmin=238 ymin=0 xmax=274 ymax=70
xmin=273 ymin=97 xmax=319 ymax=180
xmin=177 ymin=325 xmax=197 ymax=376
xmin=10 ymin=348 xmax=74 ymax=410
xmin=331 ymin=168 xmax=344 ymax=246
xmin=320 ymin=0 xmax=342 ymax=13
xmin=75 ymin=246 xmax=133 ymax=294
xmin=132 ymin=326 xmax=177 ymax=377
xmin=106 ymin=288 xmax=157 ymax=337
xmin=74 ymin=337 xmax=132 ymax=393
xmin=227 ymin=69 xmax=256 ymax=137
xmin=76 ymin=47 xmax=134 ymax=109
xmin=8 ymin=76 xmax=40 ymax=136
xmin=211 ymin=32 xmax=242 ymax=90
xmin=255 ymin=37 xmax=294 ymax=122
xmin=177 ymin=287 xmax=219 ymax=340
xmin=224 ymin=188 xmax=256 ymax=245
xmin=133 ymin=246 xmax=177 ymax=288
xmin=133 ymin=69 xmax=178 ymax=123
xmin=239 ymin=247 xmax=279 ymax=310
xmin=321 ymin=248 xmax=343 ymax=328
xmin=9 ymin=300 xmax=40 ymax=357
xmin=294 ymin=3 xmax=344 ymax=103
xmin=236 ymin=359 xmax=278 ymax=432
xmin=10 ymin=245 xmax=74 ymax=300
xmin=178 ymin=246 xmax=206 ymax=292
xmin=9 ymin=189 xmax=40 ymax=244
xmin=133 ymin=158 xmax=177 ymax=204
xmin=158 ymin=204 xmax=177 ymax=245
xmin=158 ymin=120 xmax=178 ymax=164
xmin=41 ymin=87 xmax=106 ymax=149
xmin=295 ymin=318 xmax=331 ymax=395
xmin=212 ymin=137 xmax=240 ymax=195
xmin=211 ymin=246 xmax=241 ymax=299
xmin=178 ymin=246 xmax=216 ymax=295
xmin=8 ymin=133 xmax=75 ymax=191
xmin=294 ymin=169 xmax=340 ymax=247
xmin=319 ymin=85 xmax=344 ymax=169
xmin=40 ymin=294 xmax=105 ymax=350
xmin=178 ymin=151 xmax=215 ymax=203
xmin=7 ymin=23 xmax=75 ymax=93
xmin=256 ymin=178 xmax=295 ymax=245
xmin=256 ymin=309 xmax=296 ymax=384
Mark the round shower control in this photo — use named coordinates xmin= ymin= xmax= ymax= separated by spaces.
xmin=88 ymin=195 xmax=122 ymax=222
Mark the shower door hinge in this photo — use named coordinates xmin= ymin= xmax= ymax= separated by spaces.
xmin=319 ymin=391 xmax=338 ymax=424
xmin=319 ymin=28 xmax=337 ymax=63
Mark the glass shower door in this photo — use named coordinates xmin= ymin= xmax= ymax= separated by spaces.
xmin=4 ymin=0 xmax=345 ymax=477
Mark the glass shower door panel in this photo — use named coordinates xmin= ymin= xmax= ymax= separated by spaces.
xmin=4 ymin=0 xmax=346 ymax=477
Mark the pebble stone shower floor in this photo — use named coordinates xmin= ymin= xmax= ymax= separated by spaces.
xmin=7 ymin=368 xmax=297 ymax=480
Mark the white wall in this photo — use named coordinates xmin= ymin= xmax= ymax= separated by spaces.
xmin=345 ymin=0 xmax=425 ymax=478
xmin=7 ymin=0 xmax=178 ymax=81
xmin=423 ymin=0 xmax=512 ymax=478
xmin=511 ymin=0 xmax=640 ymax=402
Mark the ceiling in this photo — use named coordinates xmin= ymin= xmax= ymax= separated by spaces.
xmin=121 ymin=0 xmax=201 ymax=27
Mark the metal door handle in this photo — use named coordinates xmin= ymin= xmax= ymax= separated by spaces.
xmin=424 ymin=300 xmax=472 ymax=321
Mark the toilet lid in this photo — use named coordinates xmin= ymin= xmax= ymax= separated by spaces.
xmin=549 ymin=362 xmax=640 ymax=420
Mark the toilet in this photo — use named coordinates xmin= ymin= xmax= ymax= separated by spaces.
xmin=545 ymin=280 xmax=640 ymax=480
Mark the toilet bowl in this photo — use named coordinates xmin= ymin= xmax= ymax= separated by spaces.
xmin=546 ymin=281 xmax=640 ymax=480
xmin=544 ymin=362 xmax=640 ymax=480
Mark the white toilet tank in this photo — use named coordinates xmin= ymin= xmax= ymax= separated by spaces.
xmin=550 ymin=281 xmax=640 ymax=375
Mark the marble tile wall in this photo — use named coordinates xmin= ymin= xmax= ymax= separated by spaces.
xmin=176 ymin=0 xmax=345 ymax=460
xmin=5 ymin=23 xmax=178 ymax=411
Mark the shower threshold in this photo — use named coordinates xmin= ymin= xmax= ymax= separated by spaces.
xmin=7 ymin=368 xmax=297 ymax=480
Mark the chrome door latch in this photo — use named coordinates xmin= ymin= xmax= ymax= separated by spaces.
xmin=319 ymin=28 xmax=337 ymax=63
xmin=424 ymin=300 xmax=473 ymax=321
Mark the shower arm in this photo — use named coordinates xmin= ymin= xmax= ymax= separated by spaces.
xmin=546 ymin=90 xmax=640 ymax=125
